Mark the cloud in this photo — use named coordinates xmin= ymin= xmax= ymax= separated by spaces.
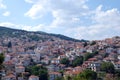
xmin=24 ymin=4 xmax=47 ymax=19
xmin=92 ymin=5 xmax=120 ymax=25
xmin=24 ymin=0 xmax=34 ymax=3
xmin=2 ymin=11 xmax=10 ymax=16
xmin=0 ymin=22 xmax=49 ymax=32
xmin=0 ymin=22 xmax=21 ymax=29
xmin=24 ymin=0 xmax=39 ymax=3
xmin=24 ymin=0 xmax=120 ymax=40
xmin=24 ymin=0 xmax=90 ymax=34
xmin=66 ymin=5 xmax=120 ymax=40
xmin=24 ymin=0 xmax=50 ymax=19
xmin=1 ymin=0 xmax=119 ymax=40
xmin=24 ymin=0 xmax=88 ymax=20
xmin=0 ymin=0 xmax=6 ymax=9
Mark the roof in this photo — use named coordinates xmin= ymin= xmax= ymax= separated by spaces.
xmin=29 ymin=75 xmax=39 ymax=78
xmin=5 ymin=74 xmax=16 ymax=78
xmin=16 ymin=66 xmax=25 ymax=69
xmin=116 ymin=61 xmax=120 ymax=64
xmin=88 ymin=58 xmax=97 ymax=61
xmin=49 ymin=72 xmax=61 ymax=75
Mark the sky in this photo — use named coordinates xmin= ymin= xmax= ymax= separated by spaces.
xmin=0 ymin=0 xmax=120 ymax=40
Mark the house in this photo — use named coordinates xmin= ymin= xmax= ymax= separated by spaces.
xmin=51 ymin=58 xmax=60 ymax=64
xmin=49 ymin=72 xmax=62 ymax=80
xmin=18 ymin=55 xmax=31 ymax=66
xmin=72 ymin=66 xmax=83 ymax=75
xmin=4 ymin=55 xmax=11 ymax=62
xmin=64 ymin=66 xmax=82 ymax=78
xmin=106 ymin=47 xmax=113 ymax=54
xmin=0 ymin=69 xmax=6 ymax=77
xmin=3 ymin=60 xmax=15 ymax=72
xmin=103 ymin=57 xmax=115 ymax=62
xmin=47 ymin=64 xmax=60 ymax=72
xmin=88 ymin=58 xmax=97 ymax=62
xmin=117 ymin=48 xmax=120 ymax=54
xmin=73 ymin=66 xmax=83 ymax=72
xmin=58 ymin=55 xmax=66 ymax=59
xmin=4 ymin=74 xmax=16 ymax=80
xmin=64 ymin=67 xmax=73 ymax=71
xmin=114 ymin=61 xmax=120 ymax=70
xmin=82 ymin=61 xmax=91 ymax=69
xmin=89 ymin=62 xmax=101 ymax=72
xmin=18 ymin=77 xmax=24 ymax=80
xmin=0 ymin=46 xmax=4 ymax=53
xmin=29 ymin=75 xmax=39 ymax=80
xmin=118 ymin=55 xmax=120 ymax=60
xmin=15 ymin=65 xmax=25 ymax=73
xmin=41 ymin=58 xmax=50 ymax=65
xmin=58 ymin=64 xmax=66 ymax=71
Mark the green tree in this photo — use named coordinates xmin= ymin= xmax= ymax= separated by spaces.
xmin=27 ymin=65 xmax=48 ymax=80
xmin=83 ymin=42 xmax=87 ymax=47
xmin=84 ymin=51 xmax=98 ymax=61
xmin=92 ymin=51 xmax=98 ymax=56
xmin=78 ymin=69 xmax=97 ymax=80
xmin=8 ymin=41 xmax=12 ymax=48
xmin=60 ymin=58 xmax=70 ymax=66
xmin=0 ymin=53 xmax=4 ymax=80
xmin=55 ymin=76 xmax=64 ymax=80
xmin=0 ymin=53 xmax=4 ymax=65
xmin=28 ymin=35 xmax=40 ymax=41
xmin=72 ymin=56 xmax=83 ymax=67
xmin=115 ymin=70 xmax=120 ymax=77
xmin=65 ymin=76 xmax=72 ymax=80
xmin=84 ymin=53 xmax=93 ymax=61
xmin=100 ymin=62 xmax=115 ymax=73
xmin=90 ymin=41 xmax=96 ymax=45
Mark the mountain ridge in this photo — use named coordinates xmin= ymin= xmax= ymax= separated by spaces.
xmin=0 ymin=26 xmax=87 ymax=42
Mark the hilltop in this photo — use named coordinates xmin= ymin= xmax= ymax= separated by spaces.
xmin=0 ymin=26 xmax=86 ymax=42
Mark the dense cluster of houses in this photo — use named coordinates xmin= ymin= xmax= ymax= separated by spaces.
xmin=0 ymin=36 xmax=120 ymax=80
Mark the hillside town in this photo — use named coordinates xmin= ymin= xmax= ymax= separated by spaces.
xmin=0 ymin=32 xmax=120 ymax=80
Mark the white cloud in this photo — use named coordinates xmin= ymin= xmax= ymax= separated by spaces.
xmin=24 ymin=0 xmax=89 ymax=34
xmin=24 ymin=4 xmax=46 ymax=19
xmin=24 ymin=0 xmax=34 ymax=3
xmin=66 ymin=5 xmax=120 ymax=40
xmin=0 ymin=22 xmax=22 ymax=30
xmin=24 ymin=1 xmax=120 ymax=40
xmin=25 ymin=0 xmax=39 ymax=3
xmin=66 ymin=24 xmax=120 ymax=40
xmin=92 ymin=5 xmax=120 ymax=25
xmin=3 ymin=11 xmax=10 ymax=16
xmin=0 ymin=0 xmax=6 ymax=9
xmin=24 ymin=0 xmax=89 ymax=20
xmin=24 ymin=0 xmax=50 ymax=19
xmin=1 ymin=0 xmax=119 ymax=40
xmin=0 ymin=22 xmax=49 ymax=32
xmin=0 ymin=22 xmax=15 ymax=27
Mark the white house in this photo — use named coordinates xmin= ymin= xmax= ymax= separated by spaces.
xmin=118 ymin=55 xmax=120 ymax=60
xmin=89 ymin=62 xmax=101 ymax=72
xmin=114 ymin=61 xmax=120 ymax=70
xmin=34 ymin=47 xmax=41 ymax=60
xmin=51 ymin=58 xmax=60 ymax=64
xmin=15 ymin=66 xmax=25 ymax=73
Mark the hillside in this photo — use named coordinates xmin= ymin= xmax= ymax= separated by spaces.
xmin=0 ymin=26 xmax=86 ymax=42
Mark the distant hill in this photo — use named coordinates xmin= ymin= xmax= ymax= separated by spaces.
xmin=0 ymin=26 xmax=87 ymax=42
